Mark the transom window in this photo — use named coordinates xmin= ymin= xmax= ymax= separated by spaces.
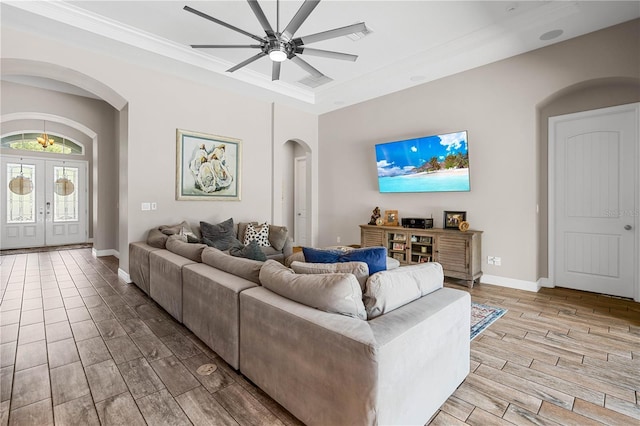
xmin=1 ymin=133 xmax=84 ymax=155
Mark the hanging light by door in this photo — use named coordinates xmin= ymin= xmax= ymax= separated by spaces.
xmin=37 ymin=120 xmax=54 ymax=149
xmin=55 ymin=139 xmax=74 ymax=196
xmin=8 ymin=160 xmax=33 ymax=195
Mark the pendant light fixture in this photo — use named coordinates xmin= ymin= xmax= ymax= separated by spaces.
xmin=55 ymin=138 xmax=74 ymax=196
xmin=37 ymin=120 xmax=54 ymax=149
xmin=8 ymin=160 xmax=33 ymax=195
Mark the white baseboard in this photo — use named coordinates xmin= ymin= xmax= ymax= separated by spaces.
xmin=118 ymin=268 xmax=132 ymax=283
xmin=92 ymin=248 xmax=119 ymax=258
xmin=537 ymin=277 xmax=554 ymax=288
xmin=480 ymin=274 xmax=541 ymax=293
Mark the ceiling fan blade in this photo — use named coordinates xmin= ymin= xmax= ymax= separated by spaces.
xmin=191 ymin=45 xmax=262 ymax=49
xmin=227 ymin=52 xmax=267 ymax=72
xmin=247 ymin=0 xmax=275 ymax=37
xmin=296 ymin=47 xmax=357 ymax=62
xmin=184 ymin=5 xmax=264 ymax=43
xmin=272 ymin=61 xmax=281 ymax=81
xmin=281 ymin=0 xmax=320 ymax=42
xmin=290 ymin=55 xmax=323 ymax=78
xmin=294 ymin=22 xmax=366 ymax=45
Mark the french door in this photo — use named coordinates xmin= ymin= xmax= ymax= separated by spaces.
xmin=1 ymin=155 xmax=88 ymax=249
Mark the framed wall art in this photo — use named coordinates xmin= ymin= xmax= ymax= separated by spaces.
xmin=176 ymin=129 xmax=241 ymax=201
xmin=443 ymin=211 xmax=467 ymax=229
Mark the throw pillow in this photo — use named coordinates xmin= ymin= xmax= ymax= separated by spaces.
xmin=302 ymin=246 xmax=387 ymax=275
xmin=268 ymin=225 xmax=288 ymax=251
xmin=229 ymin=240 xmax=267 ymax=261
xmin=160 ymin=220 xmax=193 ymax=236
xmin=290 ymin=261 xmax=369 ymax=291
xmin=244 ymin=222 xmax=271 ymax=247
xmin=200 ymin=218 xmax=239 ymax=250
xmin=259 ymin=260 xmax=367 ymax=320
xmin=202 ymin=235 xmax=243 ymax=251
xmin=364 ymin=262 xmax=444 ymax=319
xmin=147 ymin=228 xmax=168 ymax=249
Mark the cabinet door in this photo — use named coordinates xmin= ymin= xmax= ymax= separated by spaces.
xmin=387 ymin=231 xmax=408 ymax=263
xmin=361 ymin=227 xmax=384 ymax=247
xmin=437 ymin=236 xmax=469 ymax=273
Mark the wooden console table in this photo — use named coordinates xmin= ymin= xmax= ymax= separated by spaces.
xmin=360 ymin=224 xmax=483 ymax=288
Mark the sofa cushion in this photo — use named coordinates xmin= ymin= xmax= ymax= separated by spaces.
xmin=230 ymin=240 xmax=267 ymax=262
xmin=201 ymin=247 xmax=263 ymax=284
xmin=166 ymin=235 xmax=207 ymax=263
xmin=259 ymin=260 xmax=366 ymax=320
xmin=364 ymin=262 xmax=444 ymax=319
xmin=147 ymin=228 xmax=168 ymax=249
xmin=244 ymin=222 xmax=271 ymax=247
xmin=302 ymin=246 xmax=387 ymax=275
xmin=290 ymin=261 xmax=369 ymax=292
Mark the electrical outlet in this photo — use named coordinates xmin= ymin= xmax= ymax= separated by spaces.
xmin=141 ymin=202 xmax=150 ymax=211
xmin=487 ymin=256 xmax=494 ymax=265
xmin=151 ymin=202 xmax=157 ymax=210
xmin=494 ymin=257 xmax=502 ymax=266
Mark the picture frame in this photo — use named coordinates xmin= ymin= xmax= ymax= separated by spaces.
xmin=176 ymin=129 xmax=241 ymax=201
xmin=392 ymin=242 xmax=405 ymax=251
xmin=384 ymin=210 xmax=399 ymax=226
xmin=443 ymin=211 xmax=467 ymax=229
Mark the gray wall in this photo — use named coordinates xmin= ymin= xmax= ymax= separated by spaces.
xmin=318 ymin=19 xmax=640 ymax=286
xmin=0 ymin=81 xmax=118 ymax=252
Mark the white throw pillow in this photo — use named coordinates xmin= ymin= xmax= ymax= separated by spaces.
xmin=364 ymin=262 xmax=444 ymax=319
xmin=244 ymin=222 xmax=270 ymax=247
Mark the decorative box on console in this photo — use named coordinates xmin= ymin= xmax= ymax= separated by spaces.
xmin=401 ymin=218 xmax=434 ymax=229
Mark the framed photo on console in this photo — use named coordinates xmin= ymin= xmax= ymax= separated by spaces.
xmin=443 ymin=211 xmax=467 ymax=229
xmin=176 ymin=129 xmax=242 ymax=201
xmin=384 ymin=210 xmax=399 ymax=226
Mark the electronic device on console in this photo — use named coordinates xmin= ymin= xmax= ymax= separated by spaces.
xmin=401 ymin=218 xmax=434 ymax=229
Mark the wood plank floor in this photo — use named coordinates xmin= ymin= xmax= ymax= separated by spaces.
xmin=1 ymin=249 xmax=639 ymax=425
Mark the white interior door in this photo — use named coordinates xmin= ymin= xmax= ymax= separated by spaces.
xmin=294 ymin=156 xmax=308 ymax=246
xmin=1 ymin=157 xmax=46 ymax=249
xmin=551 ymin=104 xmax=638 ymax=299
xmin=1 ymin=155 xmax=88 ymax=249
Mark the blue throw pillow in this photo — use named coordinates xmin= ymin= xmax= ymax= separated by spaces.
xmin=302 ymin=246 xmax=387 ymax=275
xmin=302 ymin=247 xmax=342 ymax=263
xmin=338 ymin=247 xmax=387 ymax=275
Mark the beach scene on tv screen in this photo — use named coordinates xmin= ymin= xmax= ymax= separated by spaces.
xmin=376 ymin=131 xmax=470 ymax=193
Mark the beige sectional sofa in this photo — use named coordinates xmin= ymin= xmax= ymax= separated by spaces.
xmin=128 ymin=223 xmax=470 ymax=425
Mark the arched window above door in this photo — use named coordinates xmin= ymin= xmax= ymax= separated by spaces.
xmin=1 ymin=132 xmax=84 ymax=155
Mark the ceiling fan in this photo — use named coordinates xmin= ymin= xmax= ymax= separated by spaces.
xmin=184 ymin=0 xmax=366 ymax=82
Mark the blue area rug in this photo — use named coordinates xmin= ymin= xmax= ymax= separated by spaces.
xmin=470 ymin=302 xmax=507 ymax=340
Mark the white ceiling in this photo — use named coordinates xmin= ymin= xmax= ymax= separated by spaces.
xmin=2 ymin=1 xmax=639 ymax=114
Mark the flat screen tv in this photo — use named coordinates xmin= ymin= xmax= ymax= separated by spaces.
xmin=375 ymin=130 xmax=470 ymax=193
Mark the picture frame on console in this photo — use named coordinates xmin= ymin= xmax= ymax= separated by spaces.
xmin=443 ymin=211 xmax=467 ymax=229
xmin=384 ymin=210 xmax=399 ymax=226
xmin=176 ymin=129 xmax=242 ymax=201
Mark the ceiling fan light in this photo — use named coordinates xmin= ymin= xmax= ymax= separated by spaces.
xmin=269 ymin=49 xmax=287 ymax=62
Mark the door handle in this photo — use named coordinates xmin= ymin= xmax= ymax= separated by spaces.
xmin=624 ymin=224 xmax=632 ymax=230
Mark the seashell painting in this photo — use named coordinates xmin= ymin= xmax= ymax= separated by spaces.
xmin=176 ymin=129 xmax=241 ymax=200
